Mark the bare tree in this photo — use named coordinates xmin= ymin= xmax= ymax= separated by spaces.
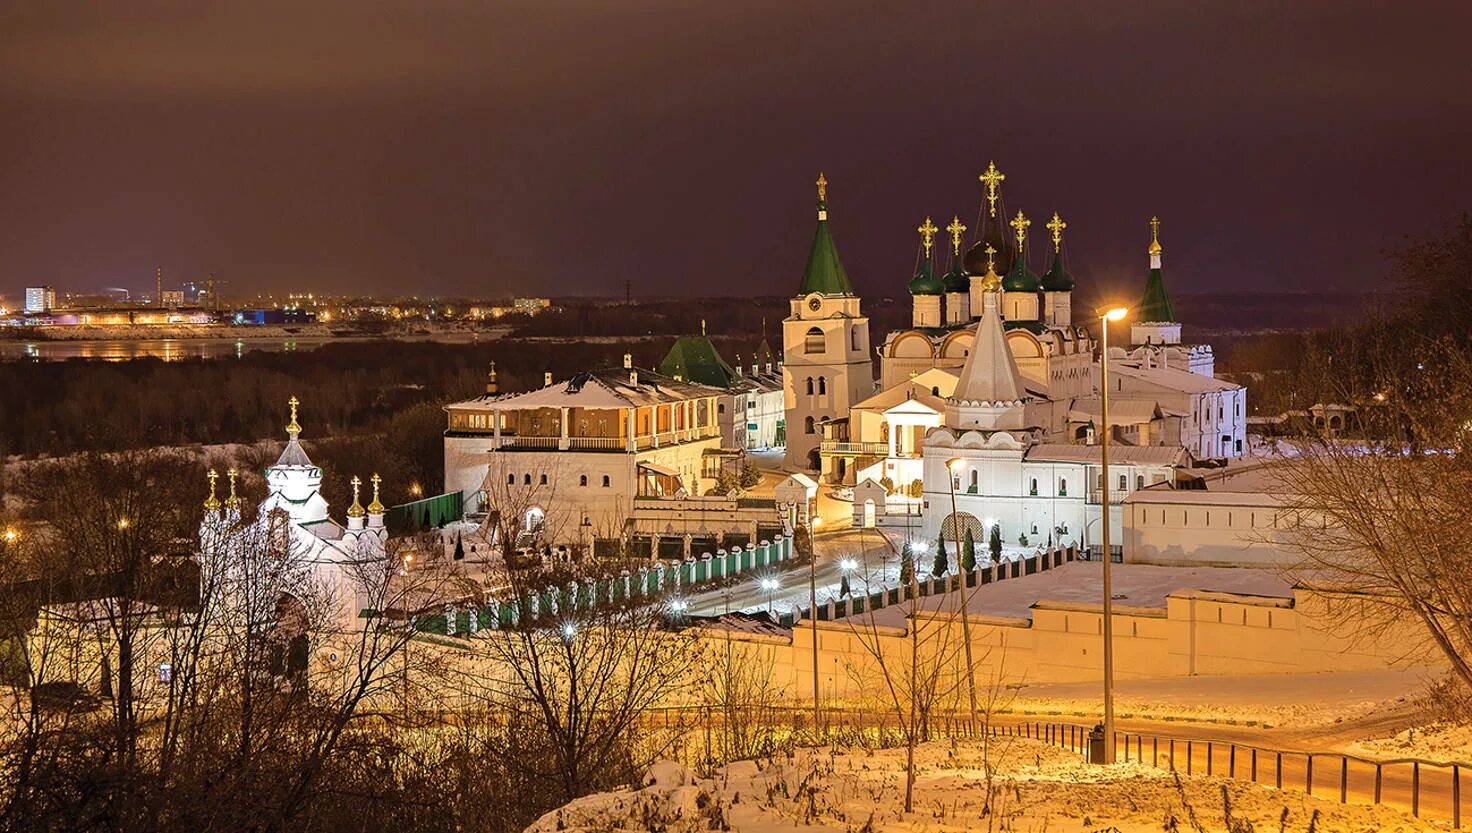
xmin=465 ymin=579 xmax=707 ymax=806
xmin=1272 ymin=330 xmax=1472 ymax=688
xmin=840 ymin=525 xmax=975 ymax=813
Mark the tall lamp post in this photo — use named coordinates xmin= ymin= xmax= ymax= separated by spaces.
xmin=1099 ymin=305 xmax=1129 ymax=763
xmin=807 ymin=516 xmax=822 ymax=728
xmin=944 ymin=458 xmax=979 ymax=734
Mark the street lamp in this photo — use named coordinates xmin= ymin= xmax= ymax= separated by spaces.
xmin=807 ymin=515 xmax=822 ymax=726
xmin=944 ymin=456 xmax=978 ymax=733
xmin=759 ymin=576 xmax=780 ymax=617
xmin=1098 ymin=304 xmax=1129 ymax=763
xmin=839 ymin=558 xmax=857 ymax=597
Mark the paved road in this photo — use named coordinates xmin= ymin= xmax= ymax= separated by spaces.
xmin=681 ymin=526 xmax=903 ymax=617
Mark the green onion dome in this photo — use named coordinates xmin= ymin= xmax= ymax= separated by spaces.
xmin=941 ymin=259 xmax=969 ymax=293
xmin=1040 ymin=250 xmax=1075 ymax=292
xmin=908 ymin=257 xmax=944 ymax=295
xmin=1001 ymin=250 xmax=1040 ymax=293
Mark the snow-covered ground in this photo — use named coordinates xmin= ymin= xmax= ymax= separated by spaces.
xmin=527 ymin=737 xmax=1440 ymax=832
xmin=1348 ymin=723 xmax=1472 ymax=764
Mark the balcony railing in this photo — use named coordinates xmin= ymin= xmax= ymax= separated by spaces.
xmin=490 ymin=428 xmax=719 ymax=452
xmin=1087 ymin=488 xmax=1132 ymax=505
xmin=820 ymin=441 xmax=890 ymax=457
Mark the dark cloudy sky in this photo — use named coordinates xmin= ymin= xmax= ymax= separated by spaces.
xmin=2 ymin=1 xmax=1469 ymax=304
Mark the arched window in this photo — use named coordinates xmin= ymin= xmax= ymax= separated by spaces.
xmin=1059 ymin=478 xmax=1068 ymax=496
xmin=540 ymin=473 xmax=548 ymax=485
xmin=968 ymin=470 xmax=978 ymax=491
xmin=1030 ymin=477 xmax=1038 ymax=496
xmin=804 ymin=327 xmax=824 ymax=354
xmin=1136 ymin=475 xmax=1145 ymax=489
xmin=804 ymin=416 xmax=815 ymax=434
xmin=931 ymin=386 xmax=940 ymax=396
xmin=579 ymin=475 xmax=588 ymax=486
xmin=817 ymin=376 xmax=827 ymax=395
xmin=806 ymin=377 xmax=814 ymax=395
xmin=1117 ymin=473 xmax=1126 ymax=490
xmin=507 ymin=473 xmax=515 ymax=485
xmin=602 ymin=475 xmax=611 ymax=487
xmin=523 ymin=473 xmax=532 ymax=485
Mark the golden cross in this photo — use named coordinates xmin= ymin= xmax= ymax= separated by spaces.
xmin=979 ymin=161 xmax=1005 ymax=217
xmin=286 ymin=395 xmax=301 ymax=436
xmin=1046 ymin=211 xmax=1067 ymax=253
xmin=1149 ymin=215 xmax=1162 ymax=251
xmin=815 ymin=172 xmax=827 ymax=203
xmin=946 ymin=215 xmax=967 ymax=255
xmin=917 ymin=216 xmax=939 ymax=257
xmin=351 ymin=474 xmax=361 ymax=496
xmin=984 ymin=244 xmax=997 ymax=273
xmin=1010 ymin=210 xmax=1030 ymax=253
xmin=225 ymin=467 xmax=241 ymax=509
xmin=371 ymin=473 xmax=382 ymax=499
xmin=204 ymin=468 xmax=221 ymax=510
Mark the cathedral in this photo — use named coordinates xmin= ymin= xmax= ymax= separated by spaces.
xmin=781 ymin=164 xmax=1247 ymax=553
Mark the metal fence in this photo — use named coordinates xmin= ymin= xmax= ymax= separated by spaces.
xmin=1019 ymin=719 xmax=1469 ymax=828
xmin=641 ymin=709 xmax=1471 ymax=828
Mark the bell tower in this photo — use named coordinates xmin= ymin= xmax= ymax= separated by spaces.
xmin=783 ymin=173 xmax=873 ymax=471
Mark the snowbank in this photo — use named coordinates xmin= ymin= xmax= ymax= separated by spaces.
xmin=527 ymin=737 xmax=1439 ymax=832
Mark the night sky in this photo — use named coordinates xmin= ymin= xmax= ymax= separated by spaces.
xmin=2 ymin=2 xmax=1469 ymax=304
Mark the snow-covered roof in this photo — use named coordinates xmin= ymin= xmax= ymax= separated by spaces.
xmin=1111 ymin=362 xmax=1239 ymax=394
xmin=853 ymin=382 xmax=948 ymax=414
xmin=1025 ymin=444 xmax=1189 ymax=466
xmin=1064 ymin=398 xmax=1163 ymax=426
xmin=952 ymin=293 xmax=1029 ymax=404
xmin=448 ymin=367 xmax=722 ymax=412
xmin=274 ymin=437 xmax=314 ymax=467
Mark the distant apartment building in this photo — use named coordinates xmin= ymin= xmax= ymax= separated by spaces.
xmin=513 ymin=297 xmax=551 ymax=313
xmin=25 ymin=286 xmax=56 ymax=313
xmin=160 ymin=289 xmax=185 ymax=309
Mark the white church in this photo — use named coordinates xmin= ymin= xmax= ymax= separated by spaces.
xmin=782 ymin=165 xmax=1247 ymax=553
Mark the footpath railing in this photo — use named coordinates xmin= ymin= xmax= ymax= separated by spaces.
xmin=1023 ymin=719 xmax=1470 ymax=828
xmin=636 ymin=708 xmax=1470 ymax=827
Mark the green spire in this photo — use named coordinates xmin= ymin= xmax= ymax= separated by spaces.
xmin=1137 ymin=265 xmax=1175 ymax=323
xmin=658 ymin=334 xmax=740 ymax=388
xmin=798 ymin=172 xmax=854 ymax=296
xmin=1137 ymin=216 xmax=1175 ymax=322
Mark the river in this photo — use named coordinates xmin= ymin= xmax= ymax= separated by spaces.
xmin=0 ymin=332 xmax=501 ymax=362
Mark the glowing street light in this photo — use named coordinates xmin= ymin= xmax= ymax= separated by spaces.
xmin=116 ymin=518 xmax=130 ymax=530
xmin=759 ymin=576 xmax=781 ymax=618
xmin=1097 ymin=303 xmax=1129 ymax=763
xmin=943 ymin=457 xmax=978 ymax=731
xmin=807 ymin=516 xmax=822 ymax=724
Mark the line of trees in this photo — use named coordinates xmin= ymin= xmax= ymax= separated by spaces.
xmin=1271 ymin=216 xmax=1472 ymax=698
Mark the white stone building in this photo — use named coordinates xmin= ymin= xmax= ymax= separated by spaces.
xmin=443 ymin=359 xmax=729 ymax=550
